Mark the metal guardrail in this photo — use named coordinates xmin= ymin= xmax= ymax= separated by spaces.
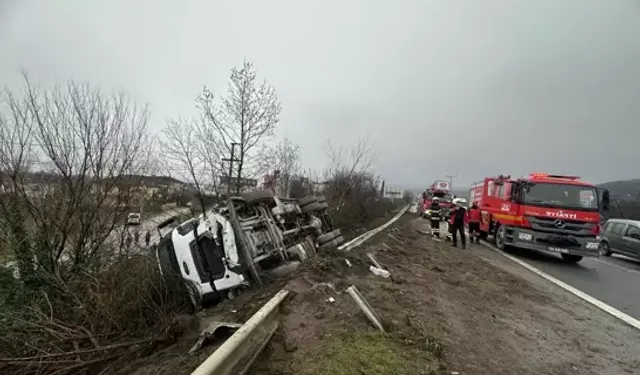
xmin=190 ymin=205 xmax=410 ymax=375
xmin=338 ymin=204 xmax=410 ymax=251
xmin=190 ymin=289 xmax=289 ymax=375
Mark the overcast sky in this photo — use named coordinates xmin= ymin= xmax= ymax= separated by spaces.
xmin=1 ymin=0 xmax=639 ymax=188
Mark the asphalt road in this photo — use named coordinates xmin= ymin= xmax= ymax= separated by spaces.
xmin=433 ymin=218 xmax=640 ymax=322
xmin=490 ymin=245 xmax=640 ymax=321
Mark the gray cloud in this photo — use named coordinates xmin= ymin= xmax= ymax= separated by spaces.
xmin=1 ymin=0 xmax=639 ymax=189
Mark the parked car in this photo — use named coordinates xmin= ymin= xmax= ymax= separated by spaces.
xmin=155 ymin=190 xmax=342 ymax=307
xmin=127 ymin=212 xmax=141 ymax=225
xmin=599 ymin=218 xmax=640 ymax=259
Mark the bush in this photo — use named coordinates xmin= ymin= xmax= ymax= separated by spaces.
xmin=0 ymin=254 xmax=194 ymax=375
xmin=323 ymin=171 xmax=400 ymax=231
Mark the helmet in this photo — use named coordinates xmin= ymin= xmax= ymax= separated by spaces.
xmin=432 ymin=197 xmax=439 ymax=202
xmin=453 ymin=198 xmax=467 ymax=206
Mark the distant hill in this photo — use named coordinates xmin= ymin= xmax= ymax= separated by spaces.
xmin=597 ymin=179 xmax=640 ymax=201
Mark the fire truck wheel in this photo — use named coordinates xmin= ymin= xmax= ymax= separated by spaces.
xmin=317 ymin=229 xmax=341 ymax=245
xmin=244 ymin=190 xmax=276 ymax=207
xmin=298 ymin=196 xmax=318 ymax=206
xmin=301 ymin=202 xmax=323 ymax=214
xmin=561 ymin=254 xmax=583 ymax=263
xmin=495 ymin=225 xmax=508 ymax=251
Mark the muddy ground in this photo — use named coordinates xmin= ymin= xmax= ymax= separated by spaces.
xmin=248 ymin=214 xmax=640 ymax=375
xmin=125 ymin=211 xmax=640 ymax=375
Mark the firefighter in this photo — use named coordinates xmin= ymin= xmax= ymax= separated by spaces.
xmin=450 ymin=199 xmax=468 ymax=249
xmin=446 ymin=205 xmax=456 ymax=241
xmin=428 ymin=197 xmax=442 ymax=237
xmin=468 ymin=201 xmax=481 ymax=243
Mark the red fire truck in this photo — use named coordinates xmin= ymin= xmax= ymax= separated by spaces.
xmin=420 ymin=181 xmax=454 ymax=220
xmin=469 ymin=173 xmax=610 ymax=263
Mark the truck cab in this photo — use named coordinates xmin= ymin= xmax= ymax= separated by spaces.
xmin=474 ymin=173 xmax=610 ymax=263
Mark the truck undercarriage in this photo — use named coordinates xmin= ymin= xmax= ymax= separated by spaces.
xmin=155 ymin=190 xmax=343 ymax=306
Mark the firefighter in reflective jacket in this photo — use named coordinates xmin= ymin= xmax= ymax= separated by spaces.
xmin=468 ymin=201 xmax=481 ymax=243
xmin=428 ymin=197 xmax=442 ymax=237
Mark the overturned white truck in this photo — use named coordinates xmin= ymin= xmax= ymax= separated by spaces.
xmin=155 ymin=190 xmax=344 ymax=306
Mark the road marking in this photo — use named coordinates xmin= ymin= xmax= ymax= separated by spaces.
xmin=479 ymin=241 xmax=640 ymax=331
xmin=591 ymin=258 xmax=640 ymax=276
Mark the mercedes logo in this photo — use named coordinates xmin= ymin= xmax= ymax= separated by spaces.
xmin=554 ymin=219 xmax=566 ymax=228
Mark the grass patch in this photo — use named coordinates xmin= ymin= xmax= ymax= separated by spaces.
xmin=301 ymin=331 xmax=416 ymax=375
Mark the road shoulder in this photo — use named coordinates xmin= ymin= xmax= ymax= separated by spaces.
xmin=251 ymin=215 xmax=640 ymax=375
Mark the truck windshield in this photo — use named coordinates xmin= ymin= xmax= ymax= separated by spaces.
xmin=523 ymin=183 xmax=598 ymax=211
xmin=433 ymin=192 xmax=452 ymax=201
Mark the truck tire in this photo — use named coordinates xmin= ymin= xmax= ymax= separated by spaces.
xmin=301 ymin=202 xmax=322 ymax=214
xmin=561 ymin=254 xmax=583 ymax=263
xmin=298 ymin=196 xmax=317 ymax=206
xmin=318 ymin=236 xmax=343 ymax=252
xmin=495 ymin=225 xmax=509 ymax=251
xmin=304 ymin=237 xmax=317 ymax=257
xmin=227 ymin=201 xmax=262 ymax=286
xmin=244 ymin=190 xmax=276 ymax=207
xmin=317 ymin=229 xmax=341 ymax=245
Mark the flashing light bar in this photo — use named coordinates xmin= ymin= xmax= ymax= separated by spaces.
xmin=528 ymin=173 xmax=580 ymax=180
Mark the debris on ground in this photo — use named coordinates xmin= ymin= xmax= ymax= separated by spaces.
xmin=369 ymin=265 xmax=390 ymax=278
xmin=246 ymin=213 xmax=640 ymax=375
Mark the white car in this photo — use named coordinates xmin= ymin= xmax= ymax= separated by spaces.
xmin=127 ymin=212 xmax=141 ymax=225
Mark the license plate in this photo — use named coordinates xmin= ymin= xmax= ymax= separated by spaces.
xmin=548 ymin=247 xmax=569 ymax=254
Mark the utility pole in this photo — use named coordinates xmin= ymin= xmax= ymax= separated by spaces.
xmin=446 ymin=174 xmax=458 ymax=196
xmin=223 ymin=142 xmax=239 ymax=197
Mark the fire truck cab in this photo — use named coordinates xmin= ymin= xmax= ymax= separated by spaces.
xmin=470 ymin=173 xmax=610 ymax=263
xmin=421 ymin=182 xmax=454 ymax=220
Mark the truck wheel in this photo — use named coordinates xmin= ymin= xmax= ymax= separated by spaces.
xmin=244 ymin=190 xmax=276 ymax=207
xmin=318 ymin=236 xmax=342 ymax=251
xmin=304 ymin=237 xmax=317 ymax=257
xmin=317 ymin=229 xmax=341 ymax=245
xmin=495 ymin=225 xmax=508 ymax=251
xmin=561 ymin=254 xmax=583 ymax=263
xmin=298 ymin=196 xmax=317 ymax=206
xmin=301 ymin=202 xmax=322 ymax=214
xmin=230 ymin=196 xmax=247 ymax=205
xmin=599 ymin=241 xmax=612 ymax=257
xmin=227 ymin=201 xmax=262 ymax=286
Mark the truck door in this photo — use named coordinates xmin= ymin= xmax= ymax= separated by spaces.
xmin=483 ymin=180 xmax=517 ymax=226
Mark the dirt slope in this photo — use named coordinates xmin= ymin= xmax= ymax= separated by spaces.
xmin=249 ymin=214 xmax=640 ymax=375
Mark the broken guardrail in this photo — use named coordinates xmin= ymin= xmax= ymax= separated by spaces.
xmin=192 ymin=204 xmax=409 ymax=374
xmin=338 ymin=205 xmax=410 ymax=252
xmin=190 ymin=289 xmax=289 ymax=375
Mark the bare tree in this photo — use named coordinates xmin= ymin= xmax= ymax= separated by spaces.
xmin=258 ymin=138 xmax=301 ymax=196
xmin=0 ymin=73 xmax=153 ymax=280
xmin=197 ymin=60 xmax=282 ymax=194
xmin=323 ymin=136 xmax=378 ymax=208
xmin=160 ymin=118 xmax=208 ymax=215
